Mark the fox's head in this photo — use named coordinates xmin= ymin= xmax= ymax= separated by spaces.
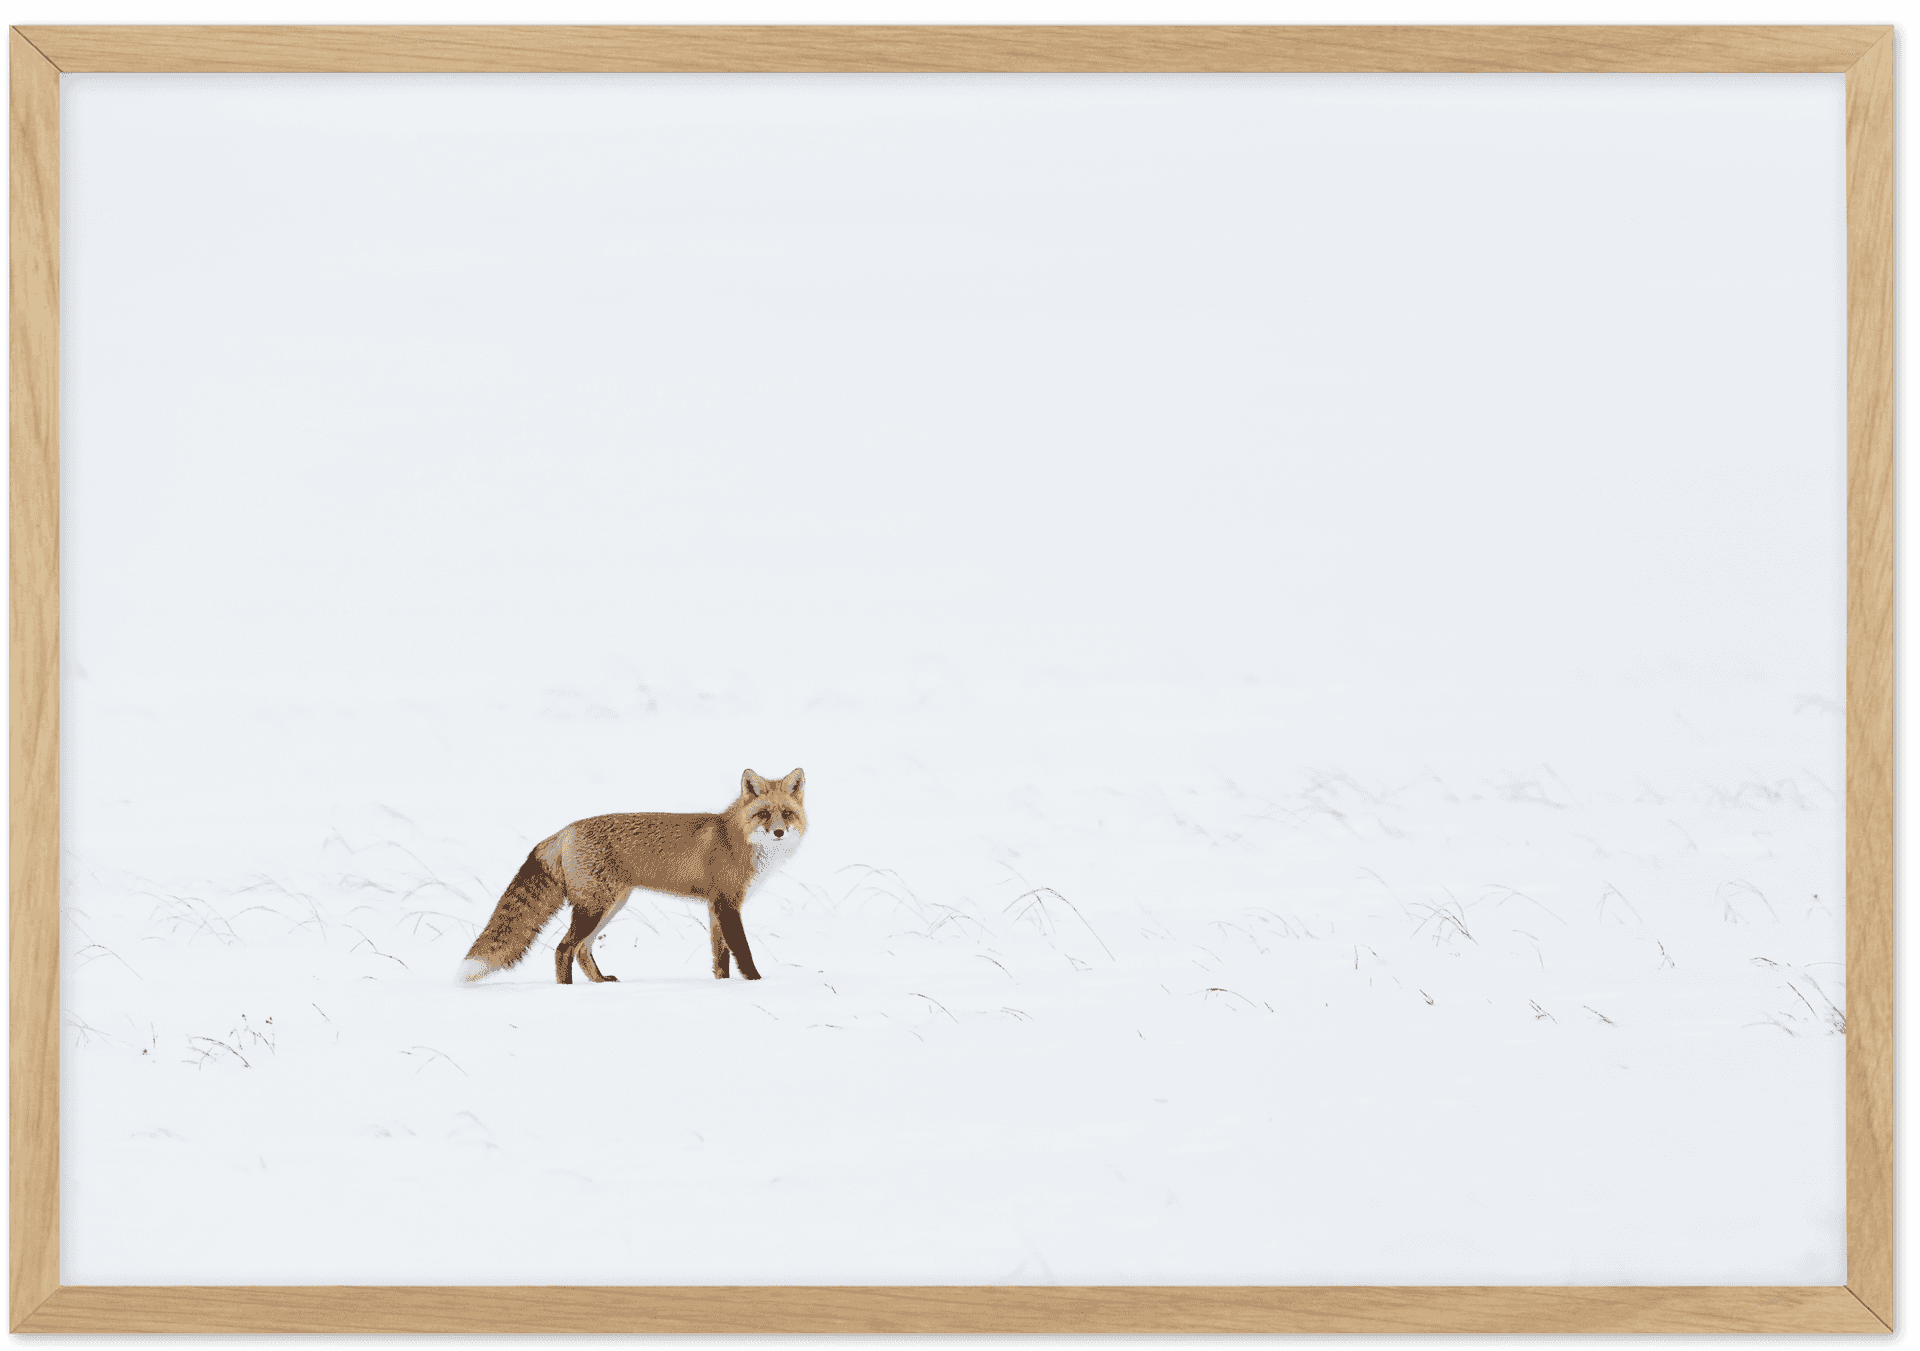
xmin=738 ymin=768 xmax=806 ymax=846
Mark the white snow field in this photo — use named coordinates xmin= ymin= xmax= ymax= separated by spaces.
xmin=61 ymin=665 xmax=1843 ymax=1285
xmin=58 ymin=72 xmax=1844 ymax=1285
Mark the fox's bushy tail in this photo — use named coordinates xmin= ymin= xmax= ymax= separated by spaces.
xmin=458 ymin=844 xmax=565 ymax=982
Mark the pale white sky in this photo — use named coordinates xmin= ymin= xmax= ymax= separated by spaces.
xmin=63 ymin=73 xmax=1842 ymax=711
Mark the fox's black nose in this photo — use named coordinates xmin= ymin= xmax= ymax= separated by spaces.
xmin=774 ymin=828 xmax=785 ymax=838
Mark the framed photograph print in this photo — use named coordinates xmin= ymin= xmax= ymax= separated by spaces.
xmin=10 ymin=24 xmax=1892 ymax=1334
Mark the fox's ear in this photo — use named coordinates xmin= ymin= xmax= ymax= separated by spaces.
xmin=741 ymin=769 xmax=767 ymax=798
xmin=782 ymin=768 xmax=805 ymax=797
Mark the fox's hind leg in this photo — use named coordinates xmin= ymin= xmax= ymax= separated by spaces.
xmin=708 ymin=900 xmax=731 ymax=978
xmin=555 ymin=889 xmax=621 ymax=985
xmin=554 ymin=905 xmax=590 ymax=984
xmin=574 ymin=890 xmax=629 ymax=983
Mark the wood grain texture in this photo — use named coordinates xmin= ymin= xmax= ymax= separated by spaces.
xmin=1843 ymin=28 xmax=1895 ymax=1336
xmin=8 ymin=23 xmax=1894 ymax=1337
xmin=12 ymin=1285 xmax=1895 ymax=1334
xmin=11 ymin=24 xmax=1892 ymax=74
xmin=8 ymin=28 xmax=60 ymax=1337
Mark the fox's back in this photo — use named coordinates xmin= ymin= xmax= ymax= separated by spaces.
xmin=560 ymin=811 xmax=741 ymax=899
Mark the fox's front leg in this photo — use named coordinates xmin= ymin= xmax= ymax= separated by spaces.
xmin=708 ymin=901 xmax=732 ymax=979
xmin=713 ymin=897 xmax=761 ymax=980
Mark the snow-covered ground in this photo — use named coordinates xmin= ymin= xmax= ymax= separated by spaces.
xmin=61 ymin=663 xmax=1844 ymax=1285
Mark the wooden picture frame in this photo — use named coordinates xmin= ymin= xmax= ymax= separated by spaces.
xmin=9 ymin=24 xmax=1892 ymax=1334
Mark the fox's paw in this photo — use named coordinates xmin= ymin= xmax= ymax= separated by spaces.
xmin=742 ymin=971 xmax=762 ymax=981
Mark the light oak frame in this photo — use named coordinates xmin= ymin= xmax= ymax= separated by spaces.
xmin=8 ymin=24 xmax=1894 ymax=1335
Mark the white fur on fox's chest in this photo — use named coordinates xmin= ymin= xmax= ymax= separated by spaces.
xmin=747 ymin=827 xmax=802 ymax=893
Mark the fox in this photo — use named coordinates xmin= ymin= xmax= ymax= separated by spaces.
xmin=455 ymin=768 xmax=805 ymax=985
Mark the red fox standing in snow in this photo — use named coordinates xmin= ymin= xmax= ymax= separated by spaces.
xmin=456 ymin=768 xmax=806 ymax=985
